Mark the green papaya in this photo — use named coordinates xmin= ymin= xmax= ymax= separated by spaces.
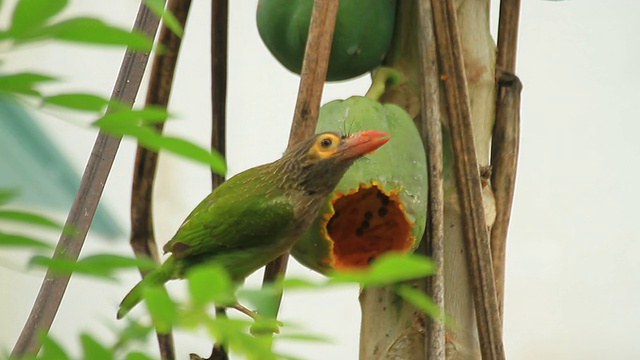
xmin=256 ymin=0 xmax=397 ymax=81
xmin=292 ymin=96 xmax=428 ymax=274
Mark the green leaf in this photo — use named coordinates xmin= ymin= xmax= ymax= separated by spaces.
xmin=94 ymin=107 xmax=169 ymax=129
xmin=136 ymin=133 xmax=227 ymax=176
xmin=187 ymin=263 xmax=236 ymax=307
xmin=142 ymin=285 xmax=176 ymax=334
xmin=38 ymin=332 xmax=70 ymax=360
xmin=95 ymin=108 xmax=227 ymax=175
xmin=79 ymin=254 xmax=157 ymax=272
xmin=0 ymin=232 xmax=52 ymax=249
xmin=0 ymin=72 xmax=56 ymax=96
xmin=205 ymin=317 xmax=277 ymax=360
xmin=42 ymin=93 xmax=111 ymax=112
xmin=0 ymin=209 xmax=61 ymax=229
xmin=277 ymin=332 xmax=332 ymax=343
xmin=395 ymin=284 xmax=448 ymax=324
xmin=0 ymin=189 xmax=19 ymax=205
xmin=124 ymin=352 xmax=154 ymax=360
xmin=113 ymin=319 xmax=153 ymax=350
xmin=143 ymin=0 xmax=184 ymax=37
xmin=37 ymin=17 xmax=153 ymax=50
xmin=237 ymin=285 xmax=283 ymax=319
xmin=328 ymin=253 xmax=435 ymax=286
xmin=29 ymin=254 xmax=157 ymax=279
xmin=80 ymin=333 xmax=113 ymax=360
xmin=30 ymin=255 xmax=78 ymax=274
xmin=7 ymin=0 xmax=68 ymax=38
xmin=281 ymin=277 xmax=318 ymax=289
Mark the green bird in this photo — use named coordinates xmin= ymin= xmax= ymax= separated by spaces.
xmin=117 ymin=130 xmax=389 ymax=319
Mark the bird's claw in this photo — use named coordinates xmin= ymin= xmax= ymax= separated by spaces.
xmin=230 ymin=303 xmax=282 ymax=334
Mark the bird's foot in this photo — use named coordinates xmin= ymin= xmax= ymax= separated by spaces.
xmin=230 ymin=303 xmax=282 ymax=334
xmin=231 ymin=303 xmax=258 ymax=319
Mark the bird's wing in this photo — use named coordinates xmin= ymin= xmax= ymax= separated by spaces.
xmin=163 ymin=170 xmax=294 ymax=259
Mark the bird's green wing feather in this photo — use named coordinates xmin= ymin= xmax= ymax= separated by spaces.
xmin=163 ymin=166 xmax=294 ymax=258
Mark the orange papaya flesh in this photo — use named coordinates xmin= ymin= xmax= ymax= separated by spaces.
xmin=292 ymin=96 xmax=428 ymax=274
xmin=324 ymin=182 xmax=413 ymax=269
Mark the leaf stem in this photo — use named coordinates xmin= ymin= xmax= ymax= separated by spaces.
xmin=364 ymin=66 xmax=404 ymax=102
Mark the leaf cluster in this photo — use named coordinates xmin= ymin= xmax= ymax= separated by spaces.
xmin=0 ymin=190 xmax=61 ymax=250
xmin=0 ymin=0 xmax=226 ymax=175
xmin=0 ymin=0 xmax=153 ymax=49
xmin=7 ymin=252 xmax=437 ymax=360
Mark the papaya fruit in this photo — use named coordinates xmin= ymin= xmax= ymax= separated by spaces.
xmin=291 ymin=96 xmax=428 ymax=274
xmin=256 ymin=0 xmax=397 ymax=81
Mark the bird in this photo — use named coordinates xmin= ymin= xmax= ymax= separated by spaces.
xmin=117 ymin=130 xmax=390 ymax=319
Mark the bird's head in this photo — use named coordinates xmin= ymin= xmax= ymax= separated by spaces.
xmin=280 ymin=130 xmax=390 ymax=196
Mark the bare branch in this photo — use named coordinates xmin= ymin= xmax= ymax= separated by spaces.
xmin=129 ymin=0 xmax=193 ymax=358
xmin=490 ymin=70 xmax=521 ymax=323
xmin=205 ymin=2 xmax=230 ymax=358
xmin=416 ymin=1 xmax=446 ymax=358
xmin=496 ymin=0 xmax=521 ymax=73
xmin=285 ymin=0 xmax=339 ymax=149
xmin=430 ymin=0 xmax=505 ymax=358
xmin=491 ymin=0 xmax=522 ymax=323
xmin=262 ymin=0 xmax=339 ymax=315
xmin=210 ymin=0 xmax=228 ymax=189
xmin=131 ymin=0 xmax=191 ymax=272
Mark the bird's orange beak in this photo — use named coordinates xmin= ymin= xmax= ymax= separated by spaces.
xmin=338 ymin=130 xmax=390 ymax=160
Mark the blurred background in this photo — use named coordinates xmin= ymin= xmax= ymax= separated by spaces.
xmin=1 ymin=0 xmax=639 ymax=359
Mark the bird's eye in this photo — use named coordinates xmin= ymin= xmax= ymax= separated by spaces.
xmin=309 ymin=133 xmax=340 ymax=159
xmin=320 ymin=138 xmax=333 ymax=148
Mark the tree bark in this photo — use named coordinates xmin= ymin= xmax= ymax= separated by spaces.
xmin=359 ymin=1 xmax=498 ymax=358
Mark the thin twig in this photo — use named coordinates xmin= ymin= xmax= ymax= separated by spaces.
xmin=10 ymin=2 xmax=163 ymax=358
xmin=210 ymin=0 xmax=228 ymax=188
xmin=285 ymin=0 xmax=339 ymax=149
xmin=129 ymin=0 xmax=192 ymax=359
xmin=491 ymin=0 xmax=522 ymax=324
xmin=416 ymin=1 xmax=446 ymax=359
xmin=430 ymin=0 xmax=505 ymax=359
xmin=206 ymin=2 xmax=229 ymax=358
xmin=262 ymin=0 xmax=339 ymax=314
xmin=131 ymin=0 xmax=191 ymax=272
xmin=490 ymin=71 xmax=521 ymax=323
xmin=205 ymin=308 xmax=230 ymax=360
xmin=495 ymin=0 xmax=521 ymax=73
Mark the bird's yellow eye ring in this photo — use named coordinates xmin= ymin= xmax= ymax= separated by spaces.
xmin=309 ymin=133 xmax=341 ymax=159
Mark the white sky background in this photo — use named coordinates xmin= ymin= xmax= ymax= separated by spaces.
xmin=1 ymin=0 xmax=640 ymax=359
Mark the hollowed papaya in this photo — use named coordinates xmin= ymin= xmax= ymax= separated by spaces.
xmin=292 ymin=96 xmax=428 ymax=274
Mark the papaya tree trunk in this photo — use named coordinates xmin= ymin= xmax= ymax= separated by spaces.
xmin=359 ymin=0 xmax=500 ymax=359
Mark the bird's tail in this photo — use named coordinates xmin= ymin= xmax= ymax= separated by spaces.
xmin=117 ymin=260 xmax=173 ymax=319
